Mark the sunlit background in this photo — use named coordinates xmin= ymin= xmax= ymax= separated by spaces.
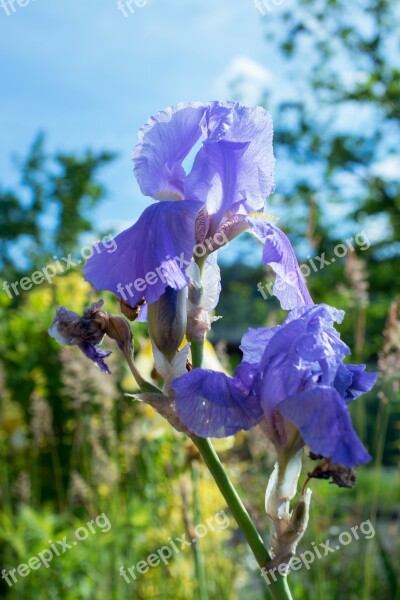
xmin=1 ymin=1 xmax=399 ymax=598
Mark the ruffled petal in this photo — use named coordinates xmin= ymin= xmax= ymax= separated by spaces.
xmin=185 ymin=103 xmax=275 ymax=232
xmin=172 ymin=369 xmax=263 ymax=437
xmin=83 ymin=200 xmax=203 ymax=306
xmin=248 ymin=216 xmax=313 ymax=310
xmin=278 ymin=386 xmax=371 ymax=466
xmin=199 ymin=102 xmax=235 ymax=142
xmin=333 ymin=363 xmax=353 ymax=398
xmin=240 ymin=326 xmax=280 ymax=364
xmin=338 ymin=364 xmax=378 ymax=403
xmin=185 ymin=140 xmax=249 ymax=231
xmin=284 ymin=303 xmax=344 ymax=327
xmin=133 ymin=103 xmax=208 ymax=200
xmin=261 ymin=304 xmax=347 ymax=367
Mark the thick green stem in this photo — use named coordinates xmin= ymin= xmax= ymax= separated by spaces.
xmin=191 ymin=339 xmax=204 ymax=370
xmin=192 ymin=436 xmax=293 ymax=600
xmin=123 ymin=320 xmax=293 ymax=598
xmin=191 ymin=340 xmax=293 ymax=600
xmin=193 ymin=435 xmax=267 ymax=564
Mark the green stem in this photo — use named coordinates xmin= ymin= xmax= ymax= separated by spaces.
xmin=191 ymin=339 xmax=204 ymax=370
xmin=192 ymin=436 xmax=293 ymax=600
xmin=193 ymin=435 xmax=267 ymax=565
xmin=122 ymin=321 xmax=293 ymax=598
xmin=123 ymin=349 xmax=162 ymax=394
xmin=191 ymin=339 xmax=293 ymax=600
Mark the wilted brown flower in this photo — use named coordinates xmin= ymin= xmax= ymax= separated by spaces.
xmin=306 ymin=453 xmax=357 ymax=488
xmin=49 ymin=299 xmax=133 ymax=374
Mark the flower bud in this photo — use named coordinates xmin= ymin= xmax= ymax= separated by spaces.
xmin=265 ymin=450 xmax=312 ymax=567
xmin=147 ymin=287 xmax=187 ymax=361
xmin=93 ymin=311 xmax=133 ymax=357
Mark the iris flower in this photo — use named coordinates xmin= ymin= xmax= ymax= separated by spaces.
xmin=83 ymin=101 xmax=312 ymax=313
xmin=171 ymin=304 xmax=377 ymax=467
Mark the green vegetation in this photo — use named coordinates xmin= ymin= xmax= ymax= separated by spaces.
xmin=1 ymin=2 xmax=399 ymax=596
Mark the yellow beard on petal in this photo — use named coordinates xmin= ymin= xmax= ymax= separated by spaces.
xmin=154 ymin=190 xmax=184 ymax=201
xmin=249 ymin=211 xmax=280 ymax=222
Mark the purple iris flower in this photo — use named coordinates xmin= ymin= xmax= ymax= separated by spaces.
xmin=83 ymin=101 xmax=312 ymax=312
xmin=171 ymin=304 xmax=377 ymax=467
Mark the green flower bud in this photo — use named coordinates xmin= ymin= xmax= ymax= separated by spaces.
xmin=147 ymin=287 xmax=187 ymax=361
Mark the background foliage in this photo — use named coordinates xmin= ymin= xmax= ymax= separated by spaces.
xmin=0 ymin=1 xmax=399 ymax=598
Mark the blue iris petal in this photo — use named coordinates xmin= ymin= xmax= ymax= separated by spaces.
xmin=172 ymin=304 xmax=377 ymax=467
xmin=172 ymin=368 xmax=263 ymax=438
xmin=247 ymin=217 xmax=314 ymax=310
xmin=278 ymin=386 xmax=371 ymax=466
xmin=83 ymin=200 xmax=202 ymax=306
xmin=240 ymin=326 xmax=280 ymax=364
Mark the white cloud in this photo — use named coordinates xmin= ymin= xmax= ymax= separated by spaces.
xmin=371 ymin=156 xmax=400 ymax=181
xmin=216 ymin=56 xmax=273 ymax=105
xmin=361 ymin=213 xmax=392 ymax=245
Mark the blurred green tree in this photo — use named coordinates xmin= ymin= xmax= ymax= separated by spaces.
xmin=0 ymin=134 xmax=115 ymax=285
xmin=264 ymin=0 xmax=399 ymax=303
xmin=214 ymin=0 xmax=399 ymax=465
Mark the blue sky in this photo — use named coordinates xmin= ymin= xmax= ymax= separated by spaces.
xmin=2 ymin=0 xmax=391 ymax=260
xmin=1 ymin=0 xmax=275 ymax=233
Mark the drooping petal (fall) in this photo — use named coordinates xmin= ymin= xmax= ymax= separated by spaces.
xmin=172 ymin=368 xmax=263 ymax=437
xmin=278 ymin=386 xmax=371 ymax=467
xmin=83 ymin=200 xmax=203 ymax=306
